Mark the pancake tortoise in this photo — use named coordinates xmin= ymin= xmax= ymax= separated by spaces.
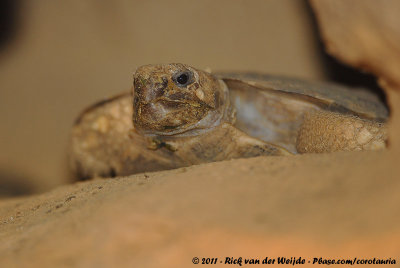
xmin=69 ymin=63 xmax=388 ymax=179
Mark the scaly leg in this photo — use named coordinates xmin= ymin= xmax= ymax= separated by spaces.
xmin=296 ymin=111 xmax=387 ymax=153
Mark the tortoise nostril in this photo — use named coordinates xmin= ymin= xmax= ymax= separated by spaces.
xmin=160 ymin=77 xmax=168 ymax=90
xmin=153 ymin=77 xmax=168 ymax=98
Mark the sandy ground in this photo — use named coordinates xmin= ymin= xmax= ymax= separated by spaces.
xmin=1 ymin=0 xmax=399 ymax=267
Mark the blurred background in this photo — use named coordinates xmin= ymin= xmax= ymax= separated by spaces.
xmin=0 ymin=0 xmax=379 ymax=195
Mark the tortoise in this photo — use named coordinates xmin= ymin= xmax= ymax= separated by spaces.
xmin=69 ymin=63 xmax=388 ymax=179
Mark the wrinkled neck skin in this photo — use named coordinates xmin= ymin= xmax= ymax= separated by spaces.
xmin=132 ymin=63 xmax=236 ymax=139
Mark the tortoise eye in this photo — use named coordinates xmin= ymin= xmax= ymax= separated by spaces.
xmin=177 ymin=73 xmax=188 ymax=85
xmin=173 ymin=71 xmax=193 ymax=87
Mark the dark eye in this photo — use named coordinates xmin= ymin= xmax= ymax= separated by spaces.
xmin=177 ymin=73 xmax=188 ymax=85
xmin=173 ymin=71 xmax=193 ymax=87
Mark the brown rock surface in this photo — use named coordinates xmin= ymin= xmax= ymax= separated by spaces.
xmin=311 ymin=0 xmax=400 ymax=87
xmin=1 ymin=0 xmax=400 ymax=267
xmin=0 ymin=151 xmax=399 ymax=267
xmin=310 ymin=0 xmax=400 ymax=150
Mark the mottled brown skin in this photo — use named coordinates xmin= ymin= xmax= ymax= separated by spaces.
xmin=70 ymin=64 xmax=290 ymax=179
xmin=133 ymin=64 xmax=232 ymax=137
xmin=69 ymin=63 xmax=387 ymax=179
xmin=297 ymin=111 xmax=387 ymax=153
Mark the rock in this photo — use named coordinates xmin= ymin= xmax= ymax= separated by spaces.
xmin=0 ymin=152 xmax=399 ymax=267
xmin=310 ymin=0 xmax=400 ymax=150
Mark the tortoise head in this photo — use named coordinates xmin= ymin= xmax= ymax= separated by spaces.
xmin=133 ymin=63 xmax=233 ymax=136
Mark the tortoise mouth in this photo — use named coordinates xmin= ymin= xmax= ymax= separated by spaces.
xmin=133 ymin=99 xmax=210 ymax=136
xmin=153 ymin=97 xmax=209 ymax=110
xmin=154 ymin=98 xmax=191 ymax=107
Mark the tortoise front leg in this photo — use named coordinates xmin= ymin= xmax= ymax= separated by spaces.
xmin=229 ymin=124 xmax=293 ymax=157
xmin=165 ymin=123 xmax=292 ymax=166
xmin=296 ymin=111 xmax=387 ymax=153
